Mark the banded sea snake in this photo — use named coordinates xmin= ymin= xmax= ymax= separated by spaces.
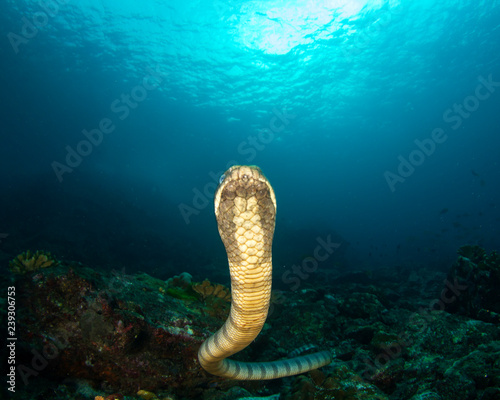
xmin=198 ymin=165 xmax=332 ymax=380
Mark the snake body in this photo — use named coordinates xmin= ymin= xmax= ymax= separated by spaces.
xmin=198 ymin=165 xmax=332 ymax=380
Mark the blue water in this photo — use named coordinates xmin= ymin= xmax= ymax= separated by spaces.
xmin=1 ymin=0 xmax=499 ymax=277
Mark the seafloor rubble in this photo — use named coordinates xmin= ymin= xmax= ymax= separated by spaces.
xmin=1 ymin=245 xmax=499 ymax=400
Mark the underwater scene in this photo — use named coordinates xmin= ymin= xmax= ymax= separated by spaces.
xmin=1 ymin=0 xmax=500 ymax=399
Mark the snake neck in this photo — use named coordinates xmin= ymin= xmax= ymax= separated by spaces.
xmin=229 ymin=258 xmax=272 ymax=326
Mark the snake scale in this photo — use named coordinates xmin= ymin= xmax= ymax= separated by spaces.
xmin=198 ymin=165 xmax=332 ymax=380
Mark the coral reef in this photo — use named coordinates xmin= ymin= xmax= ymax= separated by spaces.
xmin=437 ymin=341 xmax=500 ymax=399
xmin=166 ymin=272 xmax=193 ymax=288
xmin=283 ymin=366 xmax=388 ymax=400
xmin=7 ymin=246 xmax=500 ymax=400
xmin=457 ymin=244 xmax=487 ymax=263
xmin=9 ymin=250 xmax=59 ymax=274
xmin=10 ymin=263 xmax=230 ymax=398
xmin=190 ymin=279 xmax=232 ymax=319
xmin=136 ymin=389 xmax=174 ymax=400
xmin=192 ymin=279 xmax=231 ymax=302
xmin=447 ymin=245 xmax=500 ymax=322
xmin=137 ymin=390 xmax=158 ymax=400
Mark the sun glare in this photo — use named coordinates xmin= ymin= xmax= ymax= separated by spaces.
xmin=236 ymin=0 xmax=375 ymax=55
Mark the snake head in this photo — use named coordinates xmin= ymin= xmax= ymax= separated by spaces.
xmin=217 ymin=165 xmax=263 ymax=186
xmin=214 ymin=165 xmax=276 ymax=267
xmin=215 ymin=165 xmax=276 ymax=218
